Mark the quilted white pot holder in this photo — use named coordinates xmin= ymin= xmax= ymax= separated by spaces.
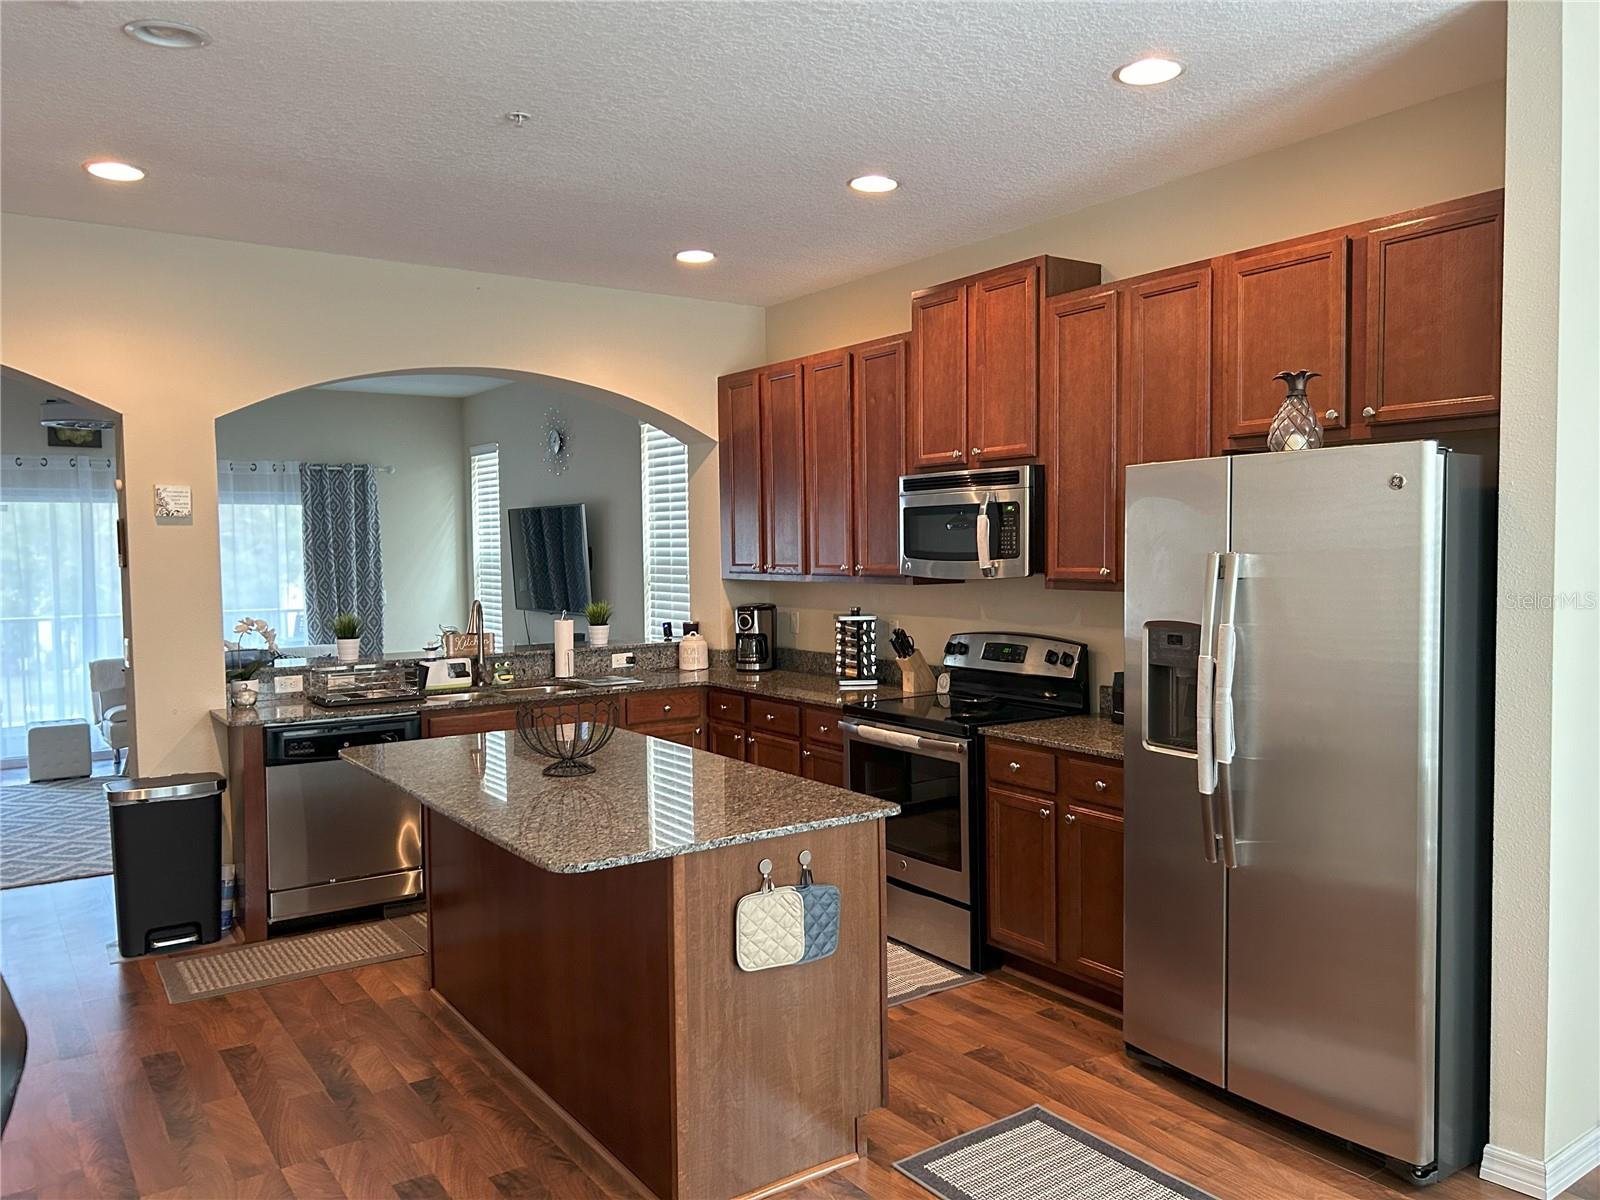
xmin=735 ymin=857 xmax=806 ymax=972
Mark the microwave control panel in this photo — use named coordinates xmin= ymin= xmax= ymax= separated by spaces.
xmin=994 ymin=502 xmax=1022 ymax=559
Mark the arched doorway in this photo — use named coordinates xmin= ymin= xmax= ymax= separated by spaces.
xmin=0 ymin=366 xmax=133 ymax=889
xmin=213 ymin=367 xmax=710 ymax=669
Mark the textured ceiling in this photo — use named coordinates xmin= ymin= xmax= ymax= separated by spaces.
xmin=0 ymin=1 xmax=1505 ymax=306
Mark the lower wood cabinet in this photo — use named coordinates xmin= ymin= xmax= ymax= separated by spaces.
xmin=707 ymin=690 xmax=807 ymax=777
xmin=420 ymin=705 xmax=516 ymax=737
xmin=708 ymin=719 xmax=747 ymax=760
xmin=801 ymin=745 xmax=844 ymax=787
xmin=985 ymin=739 xmax=1124 ymax=996
xmin=746 ymin=731 xmax=802 ymax=775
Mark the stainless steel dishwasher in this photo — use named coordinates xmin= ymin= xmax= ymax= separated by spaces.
xmin=263 ymin=714 xmax=423 ymax=923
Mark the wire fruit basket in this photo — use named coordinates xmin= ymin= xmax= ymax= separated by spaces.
xmin=516 ymin=698 xmax=619 ymax=777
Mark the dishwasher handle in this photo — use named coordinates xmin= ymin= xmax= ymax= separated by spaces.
xmin=264 ymin=715 xmax=421 ymax=765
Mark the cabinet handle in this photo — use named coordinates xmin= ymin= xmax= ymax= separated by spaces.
xmin=819 ymin=724 xmax=830 ymax=734
xmin=718 ymin=703 xmax=728 ymax=711
xmin=1038 ymin=807 xmax=1050 ymax=819
xmin=694 ymin=727 xmax=702 ymax=736
xmin=970 ymin=447 xmax=980 ymax=456
xmin=1094 ymin=779 xmax=1107 ymax=792
xmin=1063 ymin=812 xmax=1077 ymax=825
xmin=663 ymin=704 xmax=672 ymax=713
xmin=1362 ymin=406 xmax=1377 ymax=419
xmin=802 ymin=749 xmax=812 ymax=758
xmin=1008 ymin=761 xmax=1021 ymax=772
xmin=765 ymin=713 xmax=776 ymax=721
xmin=1098 ymin=567 xmax=1111 ymax=577
xmin=948 ymin=450 xmax=962 ymax=460
xmin=854 ymin=564 xmax=862 ymax=575
xmin=734 ymin=733 xmax=744 ymax=742
xmin=1324 ymin=409 xmax=1339 ymax=421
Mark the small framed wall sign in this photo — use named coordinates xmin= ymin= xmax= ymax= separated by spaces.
xmin=153 ymin=484 xmax=192 ymax=520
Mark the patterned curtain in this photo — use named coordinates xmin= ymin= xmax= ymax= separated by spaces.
xmin=299 ymin=464 xmax=383 ymax=656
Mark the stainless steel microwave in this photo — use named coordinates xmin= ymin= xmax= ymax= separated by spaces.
xmin=898 ymin=466 xmax=1042 ymax=580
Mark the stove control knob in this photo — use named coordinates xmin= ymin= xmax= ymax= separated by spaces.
xmin=1044 ymin=650 xmax=1059 ymax=665
xmin=944 ymin=640 xmax=960 ymax=657
xmin=897 ymin=858 xmax=909 ymax=872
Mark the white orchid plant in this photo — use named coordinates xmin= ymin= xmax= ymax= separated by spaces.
xmin=224 ymin=617 xmax=282 ymax=681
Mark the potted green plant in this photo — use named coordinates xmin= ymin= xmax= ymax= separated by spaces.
xmin=225 ymin=617 xmax=280 ymax=707
xmin=332 ymin=611 xmax=363 ymax=663
xmin=584 ymin=600 xmax=614 ymax=647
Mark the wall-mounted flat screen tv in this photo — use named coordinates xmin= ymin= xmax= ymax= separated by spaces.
xmin=508 ymin=503 xmax=592 ymax=614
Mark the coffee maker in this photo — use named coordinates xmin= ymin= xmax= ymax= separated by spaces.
xmin=734 ymin=604 xmax=776 ymax=673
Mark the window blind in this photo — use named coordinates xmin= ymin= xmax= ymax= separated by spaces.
xmin=469 ymin=444 xmax=503 ymax=645
xmin=640 ymin=424 xmax=690 ymax=639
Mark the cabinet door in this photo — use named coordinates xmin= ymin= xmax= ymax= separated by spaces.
xmin=1059 ymin=803 xmax=1124 ymax=991
xmin=1218 ymin=235 xmax=1349 ymax=443
xmin=909 ymin=284 xmax=969 ymax=469
xmin=708 ymin=721 xmax=746 ymax=760
xmin=718 ymin=371 xmax=763 ymax=575
xmin=985 ymin=787 xmax=1058 ymax=964
xmin=759 ymin=363 xmax=807 ymax=574
xmin=1363 ymin=196 xmax=1502 ymax=425
xmin=647 ymin=721 xmax=705 ymax=750
xmin=969 ymin=263 xmax=1040 ymax=462
xmin=851 ymin=336 xmax=908 ymax=577
xmin=804 ymin=351 xmax=854 ymax=577
xmin=1044 ymin=288 xmax=1120 ymax=584
xmin=746 ymin=732 xmax=802 ymax=776
xmin=801 ymin=746 xmax=844 ymax=788
xmin=1122 ymin=266 xmax=1213 ymax=467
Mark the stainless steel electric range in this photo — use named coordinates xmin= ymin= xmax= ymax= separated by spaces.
xmin=840 ymin=631 xmax=1090 ymax=969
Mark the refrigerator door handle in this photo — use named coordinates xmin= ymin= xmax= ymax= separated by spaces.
xmin=1214 ymin=552 xmax=1242 ymax=868
xmin=1196 ymin=551 xmax=1223 ymax=863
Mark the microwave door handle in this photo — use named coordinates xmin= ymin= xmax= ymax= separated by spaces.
xmin=976 ymin=493 xmax=996 ymax=578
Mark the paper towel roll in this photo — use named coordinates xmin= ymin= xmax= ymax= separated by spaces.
xmin=553 ymin=616 xmax=575 ymax=678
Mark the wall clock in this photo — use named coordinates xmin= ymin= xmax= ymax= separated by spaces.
xmin=543 ymin=408 xmax=571 ymax=474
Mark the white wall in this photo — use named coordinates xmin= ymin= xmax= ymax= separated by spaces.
xmin=462 ymin=379 xmax=647 ymax=645
xmin=214 ymin=388 xmax=469 ymax=653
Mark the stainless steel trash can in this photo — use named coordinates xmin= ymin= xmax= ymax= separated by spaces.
xmin=106 ymin=773 xmax=227 ymax=957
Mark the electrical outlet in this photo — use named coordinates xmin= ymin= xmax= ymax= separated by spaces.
xmin=611 ymin=651 xmax=637 ymax=668
xmin=785 ymin=611 xmax=800 ymax=635
xmin=273 ymin=674 xmax=304 ymax=694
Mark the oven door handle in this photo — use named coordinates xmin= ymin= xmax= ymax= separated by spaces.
xmin=839 ymin=720 xmax=968 ymax=760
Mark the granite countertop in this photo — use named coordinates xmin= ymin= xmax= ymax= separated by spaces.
xmin=210 ymin=666 xmax=887 ymax=728
xmin=987 ymin=714 xmax=1125 ymax=761
xmin=341 ymin=728 xmax=899 ymax=873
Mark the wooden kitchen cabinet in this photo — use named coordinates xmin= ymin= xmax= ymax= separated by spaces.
xmin=747 ymin=732 xmax=803 ymax=776
xmin=804 ymin=350 xmax=854 ymax=577
xmin=1060 ymin=803 xmax=1124 ymax=990
xmin=644 ymin=721 xmax=705 ymax=750
xmin=802 ymin=746 xmax=844 ymax=787
xmin=910 ymin=256 xmax=1101 ymax=470
xmin=718 ymin=371 xmax=763 ymax=575
xmin=759 ymin=362 xmax=808 ymax=575
xmin=1122 ymin=265 xmax=1213 ymax=469
xmin=986 ymin=787 xmax=1059 ymax=964
xmin=708 ymin=720 xmax=747 ymax=760
xmin=850 ymin=335 xmax=909 ymax=576
xmin=1361 ymin=193 xmax=1502 ymax=427
xmin=1042 ymin=287 xmax=1121 ymax=584
xmin=421 ymin=705 xmax=517 ymax=738
xmin=1216 ymin=234 xmax=1350 ymax=445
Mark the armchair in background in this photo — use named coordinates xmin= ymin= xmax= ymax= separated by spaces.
xmin=89 ymin=658 xmax=130 ymax=773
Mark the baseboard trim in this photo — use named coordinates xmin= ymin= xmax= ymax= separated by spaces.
xmin=1480 ymin=1125 xmax=1600 ymax=1199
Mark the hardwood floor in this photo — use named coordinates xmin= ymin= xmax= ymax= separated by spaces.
xmin=1 ymin=876 xmax=1593 ymax=1200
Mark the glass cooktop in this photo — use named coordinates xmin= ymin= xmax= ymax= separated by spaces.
xmin=843 ymin=689 xmax=1066 ymax=736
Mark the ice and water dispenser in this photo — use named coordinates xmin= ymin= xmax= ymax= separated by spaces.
xmin=1145 ymin=621 xmax=1200 ymax=752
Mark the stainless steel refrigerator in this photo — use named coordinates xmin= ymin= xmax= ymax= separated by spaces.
xmin=1122 ymin=441 xmax=1491 ymax=1184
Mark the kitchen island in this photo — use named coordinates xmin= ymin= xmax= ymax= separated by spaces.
xmin=342 ymin=728 xmax=898 ymax=1200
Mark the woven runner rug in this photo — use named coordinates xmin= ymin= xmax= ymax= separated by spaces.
xmin=1 ymin=777 xmax=113 ymax=889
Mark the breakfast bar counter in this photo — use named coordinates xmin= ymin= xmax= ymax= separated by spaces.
xmin=342 ymin=729 xmax=898 ymax=1200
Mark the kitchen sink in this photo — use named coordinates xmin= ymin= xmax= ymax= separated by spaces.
xmin=487 ymin=684 xmax=584 ymax=698
xmin=568 ymin=675 xmax=646 ymax=688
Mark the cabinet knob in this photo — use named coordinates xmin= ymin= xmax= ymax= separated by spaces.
xmin=734 ymin=733 xmax=744 ymax=742
xmin=695 ymin=727 xmax=702 ymax=736
xmin=1064 ymin=812 xmax=1077 ymax=825
xmin=1094 ymin=779 xmax=1107 ymax=792
xmin=1362 ymin=406 xmax=1377 ymax=419
xmin=970 ymin=447 xmax=980 ymax=456
xmin=765 ymin=713 xmax=776 ymax=721
xmin=854 ymin=564 xmax=862 ymax=575
xmin=1098 ymin=567 xmax=1111 ymax=577
xmin=820 ymin=724 xmax=830 ymax=734
xmin=663 ymin=704 xmax=672 ymax=713
xmin=802 ymin=749 xmax=812 ymax=758
xmin=1324 ymin=409 xmax=1339 ymax=421
xmin=1008 ymin=761 xmax=1021 ymax=772
xmin=1038 ymin=807 xmax=1050 ymax=819
xmin=718 ymin=703 xmax=728 ymax=711
xmin=948 ymin=450 xmax=962 ymax=460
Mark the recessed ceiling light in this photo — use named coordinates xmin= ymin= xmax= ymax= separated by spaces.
xmin=1115 ymin=56 xmax=1183 ymax=86
xmin=84 ymin=160 xmax=146 ymax=182
xmin=675 ymin=249 xmax=715 ymax=265
xmin=123 ymin=18 xmax=210 ymax=49
xmin=849 ymin=174 xmax=899 ymax=195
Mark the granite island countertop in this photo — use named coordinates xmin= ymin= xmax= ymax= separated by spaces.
xmin=211 ymin=666 xmax=885 ymax=728
xmin=987 ymin=714 xmax=1125 ymax=761
xmin=340 ymin=727 xmax=899 ymax=873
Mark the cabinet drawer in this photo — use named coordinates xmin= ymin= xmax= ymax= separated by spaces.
xmin=803 ymin=705 xmax=843 ymax=748
xmin=1064 ymin=756 xmax=1122 ymax=809
xmin=624 ymin=688 xmax=703 ymax=728
xmin=986 ymin=742 xmax=1058 ymax=794
xmin=422 ymin=706 xmax=516 ymax=738
xmin=708 ymin=690 xmax=747 ymax=724
xmin=644 ymin=720 xmax=705 ymax=750
xmin=747 ymin=698 xmax=801 ymax=738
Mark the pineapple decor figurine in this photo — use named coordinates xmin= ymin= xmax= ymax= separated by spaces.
xmin=1267 ymin=370 xmax=1324 ymax=451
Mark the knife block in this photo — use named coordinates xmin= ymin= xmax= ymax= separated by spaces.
xmin=899 ymin=650 xmax=936 ymax=695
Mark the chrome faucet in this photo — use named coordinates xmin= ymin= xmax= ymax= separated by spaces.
xmin=466 ymin=598 xmax=488 ymax=685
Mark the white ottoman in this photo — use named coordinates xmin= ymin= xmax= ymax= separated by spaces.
xmin=26 ymin=719 xmax=92 ymax=782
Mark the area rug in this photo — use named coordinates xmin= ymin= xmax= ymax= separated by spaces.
xmin=0 ymin=777 xmax=113 ymax=889
xmin=895 ymin=1105 xmax=1218 ymax=1200
xmin=156 ymin=917 xmax=424 ymax=1003
xmin=887 ymin=940 xmax=981 ymax=1007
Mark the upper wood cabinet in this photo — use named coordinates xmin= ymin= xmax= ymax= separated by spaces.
xmin=849 ymin=335 xmax=909 ymax=577
xmin=718 ymin=371 xmax=763 ymax=575
xmin=910 ymin=256 xmax=1101 ymax=470
xmin=803 ymin=351 xmax=854 ymax=577
xmin=1123 ymin=265 xmax=1213 ymax=469
xmin=1043 ymin=287 xmax=1120 ymax=585
xmin=759 ymin=363 xmax=808 ymax=575
xmin=1216 ymin=234 xmax=1350 ymax=445
xmin=1361 ymin=193 xmax=1502 ymax=427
